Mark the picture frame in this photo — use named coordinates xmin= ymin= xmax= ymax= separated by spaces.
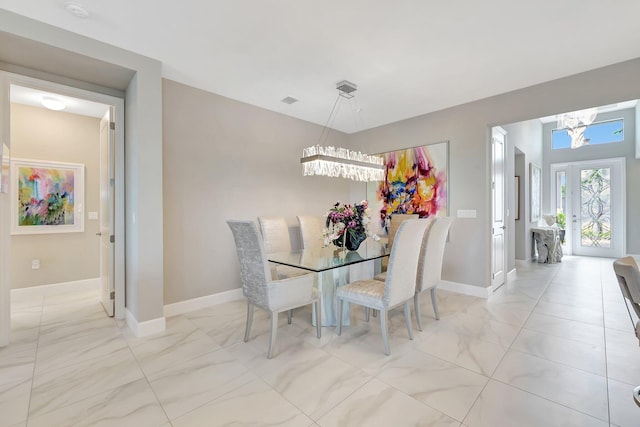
xmin=366 ymin=140 xmax=449 ymax=236
xmin=515 ymin=175 xmax=520 ymax=220
xmin=530 ymin=163 xmax=541 ymax=223
xmin=11 ymin=158 xmax=84 ymax=235
xmin=0 ymin=142 xmax=9 ymax=194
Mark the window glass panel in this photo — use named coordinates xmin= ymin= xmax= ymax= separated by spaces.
xmin=580 ymin=168 xmax=611 ymax=248
xmin=552 ymin=119 xmax=623 ymax=149
xmin=556 ymin=171 xmax=566 ymax=226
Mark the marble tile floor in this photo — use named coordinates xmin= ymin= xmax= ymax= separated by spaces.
xmin=2 ymin=256 xmax=640 ymax=426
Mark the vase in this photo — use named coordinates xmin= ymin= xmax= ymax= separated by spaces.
xmin=346 ymin=231 xmax=366 ymax=251
xmin=334 ymin=231 xmax=366 ymax=251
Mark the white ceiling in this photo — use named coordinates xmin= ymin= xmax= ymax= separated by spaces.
xmin=2 ymin=1 xmax=640 ymax=133
xmin=11 ymin=85 xmax=109 ymax=118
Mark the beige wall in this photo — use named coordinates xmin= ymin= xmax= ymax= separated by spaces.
xmin=10 ymin=103 xmax=100 ymax=288
xmin=349 ymin=58 xmax=640 ymax=289
xmin=162 ymin=79 xmax=351 ymax=304
xmin=165 ymin=59 xmax=640 ymax=301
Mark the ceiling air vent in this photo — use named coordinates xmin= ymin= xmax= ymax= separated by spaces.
xmin=281 ymin=96 xmax=298 ymax=105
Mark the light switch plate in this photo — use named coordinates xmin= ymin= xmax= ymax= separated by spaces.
xmin=88 ymin=211 xmax=99 ymax=220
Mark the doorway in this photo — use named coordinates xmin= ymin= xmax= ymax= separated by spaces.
xmin=550 ymin=158 xmax=626 ymax=258
xmin=0 ymin=73 xmax=125 ymax=346
xmin=491 ymin=126 xmax=507 ymax=288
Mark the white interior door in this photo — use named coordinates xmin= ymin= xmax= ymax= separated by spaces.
xmin=0 ymin=74 xmax=9 ymax=346
xmin=491 ymin=127 xmax=506 ymax=287
xmin=570 ymin=158 xmax=625 ymax=258
xmin=99 ymin=108 xmax=115 ymax=316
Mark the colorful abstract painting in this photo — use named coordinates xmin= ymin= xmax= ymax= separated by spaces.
xmin=367 ymin=142 xmax=448 ymax=235
xmin=11 ymin=159 xmax=84 ymax=234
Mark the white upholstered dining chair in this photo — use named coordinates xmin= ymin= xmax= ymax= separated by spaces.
xmin=227 ymin=220 xmax=321 ymax=359
xmin=381 ymin=213 xmax=418 ymax=271
xmin=297 ymin=215 xmax=325 ymax=249
xmin=336 ymin=219 xmax=431 ymax=355
xmin=413 ymin=217 xmax=453 ymax=330
xmin=258 ymin=216 xmax=306 ymax=280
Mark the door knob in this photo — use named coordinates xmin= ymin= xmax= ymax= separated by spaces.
xmin=96 ymin=232 xmax=102 ymax=236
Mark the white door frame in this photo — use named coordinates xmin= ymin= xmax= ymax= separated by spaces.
xmin=0 ymin=72 xmax=126 ymax=345
xmin=550 ymin=157 xmax=626 ymax=258
xmin=491 ymin=126 xmax=507 ymax=288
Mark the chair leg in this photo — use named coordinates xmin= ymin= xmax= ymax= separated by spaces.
xmin=244 ymin=302 xmax=254 ymax=342
xmin=267 ymin=312 xmax=278 ymax=359
xmin=413 ymin=293 xmax=423 ymax=332
xmin=337 ymin=299 xmax=344 ymax=336
xmin=430 ymin=287 xmax=440 ymax=320
xmin=380 ymin=309 xmax=390 ymax=356
xmin=404 ymin=301 xmax=414 ymax=340
xmin=287 ymin=309 xmax=293 ymax=324
xmin=314 ymin=301 xmax=321 ymax=339
xmin=364 ymin=307 xmax=370 ymax=322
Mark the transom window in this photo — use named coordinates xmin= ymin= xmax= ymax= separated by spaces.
xmin=552 ymin=118 xmax=623 ymax=150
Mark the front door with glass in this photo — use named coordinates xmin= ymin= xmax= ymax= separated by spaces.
xmin=551 ymin=158 xmax=625 ymax=258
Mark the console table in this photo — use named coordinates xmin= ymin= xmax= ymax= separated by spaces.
xmin=531 ymin=226 xmax=563 ymax=263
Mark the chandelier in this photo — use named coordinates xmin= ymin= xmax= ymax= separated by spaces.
xmin=557 ymin=107 xmax=598 ymax=149
xmin=300 ymin=81 xmax=385 ymax=182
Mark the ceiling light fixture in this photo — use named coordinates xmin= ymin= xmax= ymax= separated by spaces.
xmin=64 ymin=1 xmax=90 ymax=18
xmin=300 ymin=81 xmax=384 ymax=182
xmin=41 ymin=97 xmax=66 ymax=111
xmin=557 ymin=107 xmax=598 ymax=149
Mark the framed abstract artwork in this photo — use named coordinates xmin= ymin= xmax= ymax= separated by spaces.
xmin=530 ymin=163 xmax=541 ymax=223
xmin=366 ymin=141 xmax=449 ymax=235
xmin=11 ymin=158 xmax=84 ymax=235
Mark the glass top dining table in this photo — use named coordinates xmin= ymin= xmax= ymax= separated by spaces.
xmin=267 ymin=239 xmax=390 ymax=326
xmin=267 ymin=239 xmax=390 ymax=273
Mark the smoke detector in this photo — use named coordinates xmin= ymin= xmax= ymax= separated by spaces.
xmin=64 ymin=2 xmax=89 ymax=18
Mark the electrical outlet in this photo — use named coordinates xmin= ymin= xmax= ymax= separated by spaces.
xmin=31 ymin=259 xmax=40 ymax=270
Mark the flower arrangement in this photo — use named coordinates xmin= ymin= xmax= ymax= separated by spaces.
xmin=323 ymin=200 xmax=375 ymax=250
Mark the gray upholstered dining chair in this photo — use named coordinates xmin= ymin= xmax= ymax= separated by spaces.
xmin=413 ymin=216 xmax=453 ymax=330
xmin=258 ymin=216 xmax=306 ymax=280
xmin=612 ymin=256 xmax=640 ymax=406
xmin=227 ymin=220 xmax=321 ymax=359
xmin=336 ymin=219 xmax=431 ymax=355
xmin=297 ymin=215 xmax=325 ymax=249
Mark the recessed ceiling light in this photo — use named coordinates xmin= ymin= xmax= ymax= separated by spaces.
xmin=64 ymin=2 xmax=89 ymax=19
xmin=41 ymin=97 xmax=66 ymax=111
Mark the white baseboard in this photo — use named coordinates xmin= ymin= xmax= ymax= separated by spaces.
xmin=125 ymin=308 xmax=166 ymax=338
xmin=439 ymin=280 xmax=492 ymax=298
xmin=11 ymin=278 xmax=100 ymax=298
xmin=164 ymin=288 xmax=244 ymax=317
xmin=507 ymin=268 xmax=517 ymax=280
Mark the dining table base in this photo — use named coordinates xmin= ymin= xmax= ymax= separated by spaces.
xmin=312 ymin=259 xmax=376 ymax=326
